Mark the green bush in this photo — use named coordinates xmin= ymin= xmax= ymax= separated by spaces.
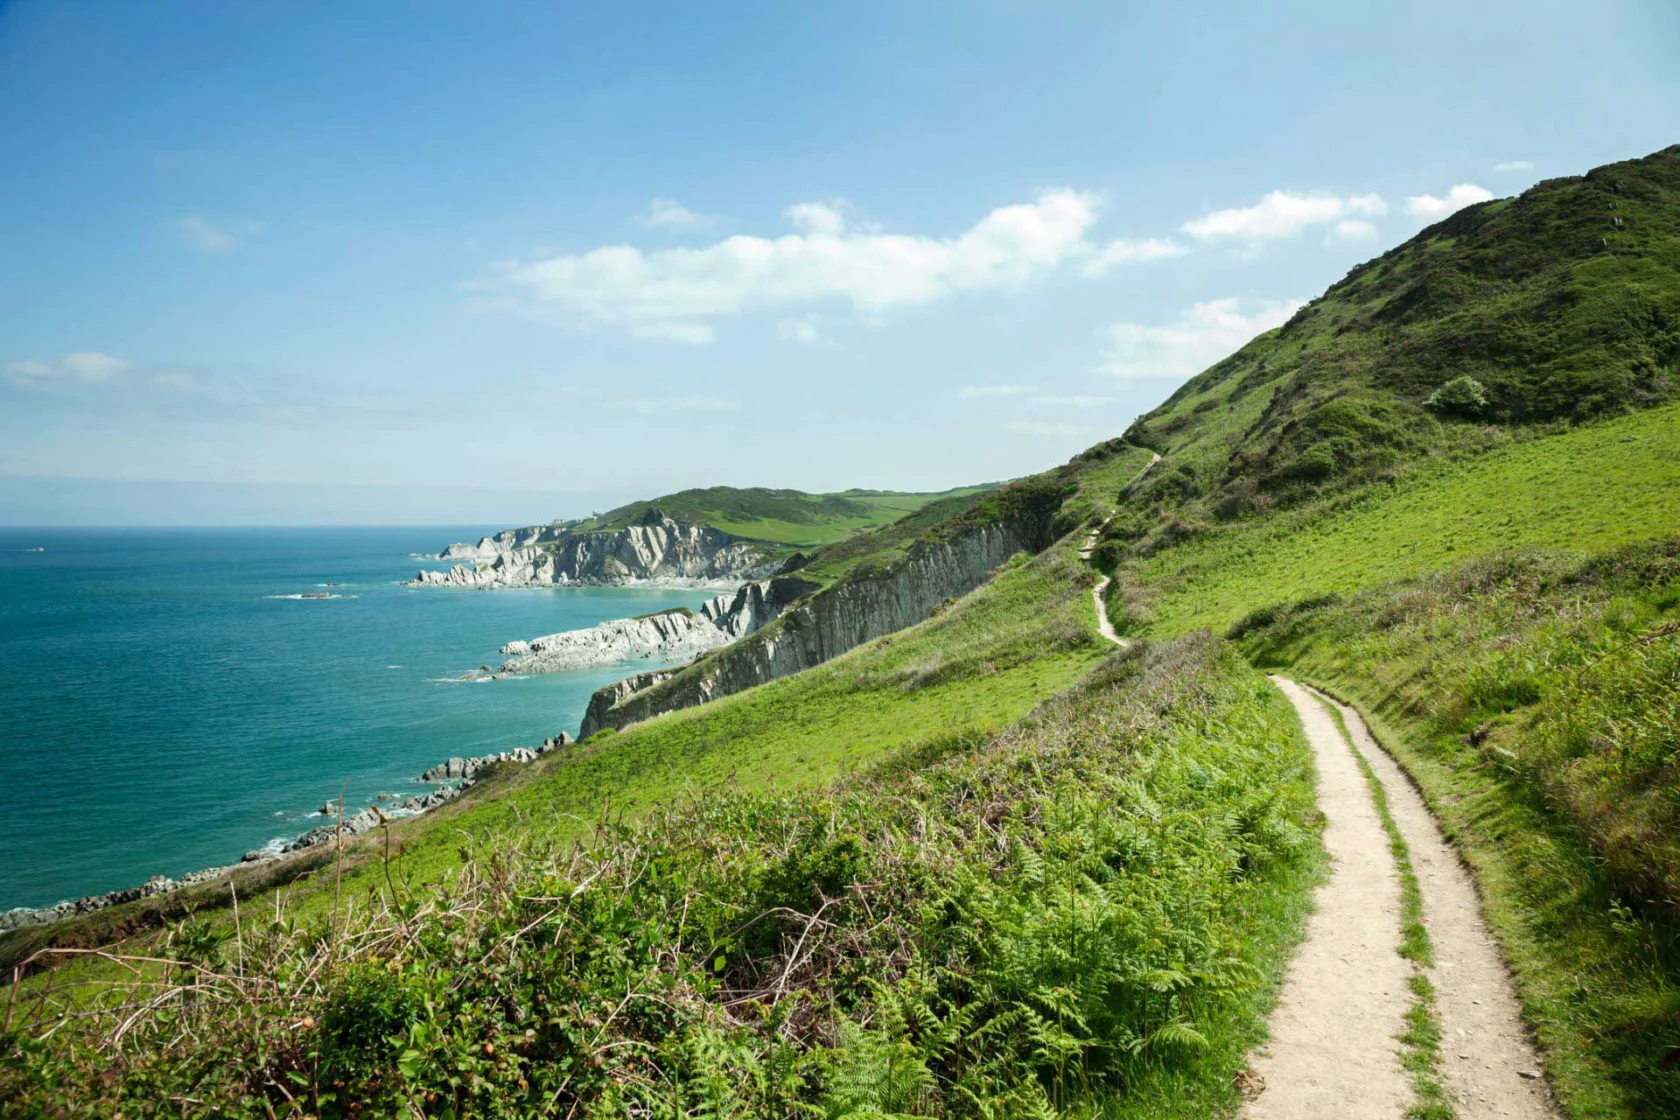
xmin=1424 ymin=375 xmax=1489 ymax=417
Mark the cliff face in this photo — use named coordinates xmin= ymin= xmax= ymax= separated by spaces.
xmin=498 ymin=576 xmax=823 ymax=674
xmin=578 ymin=515 xmax=1052 ymax=737
xmin=413 ymin=511 xmax=777 ymax=588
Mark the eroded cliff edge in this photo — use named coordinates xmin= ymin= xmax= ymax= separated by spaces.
xmin=578 ymin=484 xmax=1064 ymax=737
xmin=412 ymin=508 xmax=779 ymax=588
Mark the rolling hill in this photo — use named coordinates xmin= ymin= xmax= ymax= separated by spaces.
xmin=7 ymin=145 xmax=1680 ymax=1120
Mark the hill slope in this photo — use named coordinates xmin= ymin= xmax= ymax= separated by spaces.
xmin=570 ymin=483 xmax=996 ymax=546
xmin=8 ymin=145 xmax=1680 ymax=1119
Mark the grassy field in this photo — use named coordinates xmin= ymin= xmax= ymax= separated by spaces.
xmin=569 ymin=484 xmax=997 ymax=547
xmin=1231 ymin=544 xmax=1680 ymax=1119
xmin=2 ymin=636 xmax=1323 ymax=1120
xmin=1125 ymin=403 xmax=1680 ymax=636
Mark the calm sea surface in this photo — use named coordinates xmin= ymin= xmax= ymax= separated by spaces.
xmin=0 ymin=527 xmax=716 ymax=911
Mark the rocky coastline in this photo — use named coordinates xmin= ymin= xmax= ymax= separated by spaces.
xmin=499 ymin=576 xmax=821 ymax=675
xmin=0 ymin=732 xmax=574 ymax=934
xmin=410 ymin=509 xmax=779 ymax=590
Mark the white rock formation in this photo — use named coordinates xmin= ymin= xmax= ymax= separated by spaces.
xmin=412 ymin=510 xmax=776 ymax=589
xmin=500 ymin=609 xmax=733 ymax=673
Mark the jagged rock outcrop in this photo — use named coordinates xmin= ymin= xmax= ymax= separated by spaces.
xmin=500 ymin=609 xmax=731 ymax=673
xmin=411 ymin=509 xmax=778 ymax=589
xmin=578 ymin=516 xmax=1052 ymax=737
xmin=499 ymin=576 xmax=822 ymax=674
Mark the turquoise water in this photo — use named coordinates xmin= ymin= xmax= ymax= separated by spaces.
xmin=0 ymin=527 xmax=717 ymax=911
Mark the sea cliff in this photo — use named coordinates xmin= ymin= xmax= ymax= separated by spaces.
xmin=499 ymin=576 xmax=823 ymax=674
xmin=579 ymin=513 xmax=1053 ymax=736
xmin=412 ymin=509 xmax=777 ymax=589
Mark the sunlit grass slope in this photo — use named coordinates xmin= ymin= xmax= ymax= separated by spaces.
xmin=1233 ymin=543 xmax=1680 ymax=1119
xmin=569 ymin=484 xmax=997 ymax=547
xmin=4 ymin=636 xmax=1321 ymax=1120
xmin=1128 ymin=403 xmax=1680 ymax=636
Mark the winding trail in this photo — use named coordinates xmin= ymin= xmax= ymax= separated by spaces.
xmin=1246 ymin=679 xmax=1558 ymax=1120
xmin=1080 ymin=451 xmax=1158 ymax=649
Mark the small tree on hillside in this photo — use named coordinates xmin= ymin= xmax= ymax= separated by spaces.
xmin=1425 ymin=375 xmax=1489 ymax=417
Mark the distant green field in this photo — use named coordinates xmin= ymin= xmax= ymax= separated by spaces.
xmin=1133 ymin=404 xmax=1680 ymax=636
xmin=572 ymin=484 xmax=997 ymax=547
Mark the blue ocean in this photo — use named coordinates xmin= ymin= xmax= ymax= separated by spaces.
xmin=0 ymin=527 xmax=717 ymax=912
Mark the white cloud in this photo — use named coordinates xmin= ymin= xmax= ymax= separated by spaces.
xmin=784 ymin=200 xmax=848 ymax=236
xmin=1494 ymin=160 xmax=1534 ymax=172
xmin=1080 ymin=237 xmax=1188 ymax=277
xmin=484 ymin=189 xmax=1100 ymax=335
xmin=1404 ymin=183 xmax=1495 ymax=220
xmin=774 ymin=317 xmax=827 ymax=345
xmin=152 ymin=371 xmax=197 ymax=391
xmin=178 ymin=216 xmax=258 ymax=252
xmin=629 ymin=322 xmax=715 ymax=345
xmin=1183 ymin=190 xmax=1386 ymax=242
xmin=1332 ymin=219 xmax=1379 ymax=241
xmin=1099 ymin=298 xmax=1304 ymax=379
xmin=605 ymin=396 xmax=740 ymax=412
xmin=5 ymin=351 xmax=133 ymax=388
xmin=959 ymin=384 xmax=1037 ymax=399
xmin=642 ymin=198 xmax=715 ymax=230
xmin=1033 ymin=395 xmax=1112 ymax=407
xmin=1001 ymin=420 xmax=1090 ymax=436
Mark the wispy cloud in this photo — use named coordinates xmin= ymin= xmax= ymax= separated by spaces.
xmin=1001 ymin=420 xmax=1090 ymax=436
xmin=640 ymin=198 xmax=716 ymax=230
xmin=959 ymin=384 xmax=1037 ymax=399
xmin=1493 ymin=160 xmax=1534 ymax=172
xmin=1080 ymin=237 xmax=1188 ymax=277
xmin=4 ymin=351 xmax=133 ymax=388
xmin=1183 ymin=191 xmax=1385 ymax=242
xmin=1404 ymin=183 xmax=1495 ymax=220
xmin=178 ymin=216 xmax=260 ymax=253
xmin=629 ymin=322 xmax=715 ymax=345
xmin=1331 ymin=219 xmax=1378 ymax=241
xmin=1099 ymin=298 xmax=1303 ymax=379
xmin=480 ymin=190 xmax=1100 ymax=337
xmin=605 ymin=396 xmax=740 ymax=412
xmin=774 ymin=317 xmax=828 ymax=345
xmin=1032 ymin=395 xmax=1112 ymax=407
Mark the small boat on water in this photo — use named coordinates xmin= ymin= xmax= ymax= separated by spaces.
xmin=24 ymin=547 xmax=44 ymax=553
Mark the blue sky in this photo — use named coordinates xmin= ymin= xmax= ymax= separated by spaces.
xmin=1 ymin=1 xmax=1675 ymax=524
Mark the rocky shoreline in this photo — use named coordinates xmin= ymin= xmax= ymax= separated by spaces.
xmin=410 ymin=510 xmax=778 ymax=590
xmin=0 ymin=732 xmax=574 ymax=934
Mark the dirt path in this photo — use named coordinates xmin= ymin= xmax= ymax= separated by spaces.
xmin=1078 ymin=521 xmax=1125 ymax=647
xmin=1310 ymin=686 xmax=1557 ymax=1120
xmin=1243 ymin=677 xmax=1414 ymax=1119
xmin=1080 ymin=450 xmax=1159 ymax=649
xmin=1250 ymin=678 xmax=1559 ymax=1119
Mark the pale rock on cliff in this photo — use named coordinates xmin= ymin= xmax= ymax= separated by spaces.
xmin=579 ymin=515 xmax=1052 ymax=737
xmin=499 ymin=576 xmax=822 ymax=674
xmin=412 ymin=509 xmax=777 ymax=589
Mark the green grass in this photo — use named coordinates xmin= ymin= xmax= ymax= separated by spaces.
xmin=1234 ymin=545 xmax=1680 ymax=1119
xmin=570 ymin=484 xmax=997 ymax=547
xmin=2 ymin=636 xmax=1323 ymax=1120
xmin=1129 ymin=403 xmax=1680 ymax=636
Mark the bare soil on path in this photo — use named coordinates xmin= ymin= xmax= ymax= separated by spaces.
xmin=1249 ymin=678 xmax=1559 ymax=1119
xmin=1244 ymin=677 xmax=1413 ymax=1120
xmin=1313 ymin=687 xmax=1558 ymax=1120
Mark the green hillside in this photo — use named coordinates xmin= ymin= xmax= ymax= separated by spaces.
xmin=570 ymin=483 xmax=997 ymax=546
xmin=8 ymin=146 xmax=1680 ymax=1119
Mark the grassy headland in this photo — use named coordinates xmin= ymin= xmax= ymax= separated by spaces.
xmin=3 ymin=638 xmax=1321 ymax=1120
